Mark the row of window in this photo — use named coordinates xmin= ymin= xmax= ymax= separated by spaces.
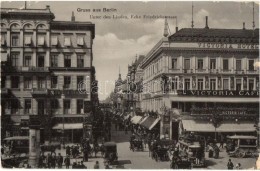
xmin=172 ymin=58 xmax=255 ymax=71
xmin=2 ymin=76 xmax=85 ymax=89
xmin=1 ymin=34 xmax=85 ymax=47
xmin=144 ymin=77 xmax=257 ymax=92
xmin=3 ymin=99 xmax=84 ymax=115
xmin=10 ymin=53 xmax=86 ymax=68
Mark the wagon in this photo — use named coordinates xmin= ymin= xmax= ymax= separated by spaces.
xmin=153 ymin=147 xmax=170 ymax=162
xmin=103 ymin=142 xmax=118 ymax=165
xmin=40 ymin=142 xmax=61 ymax=155
xmin=227 ymin=135 xmax=258 ymax=158
xmin=130 ymin=139 xmax=144 ymax=151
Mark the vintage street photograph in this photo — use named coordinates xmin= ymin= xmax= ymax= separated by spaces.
xmin=0 ymin=0 xmax=259 ymax=169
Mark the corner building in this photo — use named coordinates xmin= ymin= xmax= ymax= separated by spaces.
xmin=140 ymin=19 xmax=259 ymax=140
xmin=1 ymin=6 xmax=95 ymax=143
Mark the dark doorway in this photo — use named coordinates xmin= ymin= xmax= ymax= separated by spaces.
xmin=172 ymin=121 xmax=179 ymax=140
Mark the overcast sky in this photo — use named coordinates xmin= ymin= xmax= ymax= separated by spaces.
xmin=1 ymin=1 xmax=259 ymax=100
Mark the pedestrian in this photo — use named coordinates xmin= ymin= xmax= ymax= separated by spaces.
xmin=66 ymin=145 xmax=71 ymax=157
xmin=64 ymin=154 xmax=70 ymax=169
xmin=57 ymin=153 xmax=63 ymax=168
xmin=227 ymin=159 xmax=234 ymax=170
xmin=80 ymin=161 xmax=86 ymax=169
xmin=72 ymin=162 xmax=77 ymax=169
xmin=38 ymin=153 xmax=45 ymax=168
xmin=236 ymin=163 xmax=242 ymax=169
xmin=219 ymin=139 xmax=224 ymax=148
xmin=94 ymin=161 xmax=99 ymax=169
xmin=51 ymin=153 xmax=56 ymax=168
xmin=47 ymin=153 xmax=52 ymax=169
xmin=83 ymin=147 xmax=88 ymax=162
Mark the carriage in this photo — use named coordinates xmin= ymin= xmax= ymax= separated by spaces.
xmin=103 ymin=142 xmax=118 ymax=165
xmin=152 ymin=147 xmax=170 ymax=161
xmin=227 ymin=135 xmax=258 ymax=158
xmin=40 ymin=142 xmax=61 ymax=155
xmin=130 ymin=139 xmax=144 ymax=151
xmin=3 ymin=136 xmax=29 ymax=155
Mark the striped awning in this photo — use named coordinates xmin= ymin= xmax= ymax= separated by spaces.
xmin=182 ymin=120 xmax=255 ymax=132
xmin=52 ymin=123 xmax=83 ymax=130
xmin=131 ymin=116 xmax=143 ymax=124
xmin=140 ymin=117 xmax=160 ymax=130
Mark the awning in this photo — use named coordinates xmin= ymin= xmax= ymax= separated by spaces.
xmin=182 ymin=120 xmax=215 ymax=132
xmin=140 ymin=117 xmax=159 ymax=130
xmin=51 ymin=36 xmax=58 ymax=46
xmin=149 ymin=118 xmax=161 ymax=130
xmin=64 ymin=37 xmax=71 ymax=46
xmin=1 ymin=53 xmax=7 ymax=62
xmin=24 ymin=36 xmax=32 ymax=45
xmin=139 ymin=116 xmax=149 ymax=125
xmin=37 ymin=36 xmax=45 ymax=46
xmin=52 ymin=123 xmax=83 ymax=130
xmin=131 ymin=116 xmax=143 ymax=124
xmin=77 ymin=37 xmax=84 ymax=46
xmin=217 ymin=122 xmax=255 ymax=132
xmin=170 ymin=96 xmax=259 ymax=103
xmin=182 ymin=120 xmax=255 ymax=133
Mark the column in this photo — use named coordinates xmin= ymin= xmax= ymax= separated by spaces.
xmin=28 ymin=128 xmax=40 ymax=168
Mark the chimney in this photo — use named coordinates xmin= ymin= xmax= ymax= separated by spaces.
xmin=243 ymin=22 xmax=246 ymax=30
xmin=205 ymin=16 xmax=209 ymax=29
xmin=176 ymin=27 xmax=178 ymax=32
xmin=163 ymin=18 xmax=169 ymax=37
xmin=71 ymin=11 xmax=75 ymax=22
xmin=46 ymin=5 xmax=50 ymax=10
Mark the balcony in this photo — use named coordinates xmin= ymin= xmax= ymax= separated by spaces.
xmin=169 ymin=68 xmax=181 ymax=73
xmin=31 ymin=88 xmax=48 ymax=95
xmin=235 ymin=70 xmax=245 ymax=74
xmin=28 ymin=66 xmax=49 ymax=72
xmin=221 ymin=69 xmax=232 ymax=74
xmin=246 ymin=70 xmax=259 ymax=74
xmin=195 ymin=69 xmax=207 ymax=73
xmin=183 ymin=69 xmax=193 ymax=73
xmin=209 ymin=69 xmax=218 ymax=74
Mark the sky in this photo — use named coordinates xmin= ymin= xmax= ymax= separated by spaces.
xmin=1 ymin=1 xmax=259 ymax=100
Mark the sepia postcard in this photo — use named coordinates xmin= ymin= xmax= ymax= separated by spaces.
xmin=0 ymin=0 xmax=259 ymax=170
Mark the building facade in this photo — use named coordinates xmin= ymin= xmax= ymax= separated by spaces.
xmin=140 ymin=17 xmax=259 ymax=140
xmin=1 ymin=6 xmax=96 ymax=143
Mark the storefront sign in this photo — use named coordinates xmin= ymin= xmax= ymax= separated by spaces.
xmin=177 ymin=90 xmax=259 ymax=97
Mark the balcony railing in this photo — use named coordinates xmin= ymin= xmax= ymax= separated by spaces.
xmin=31 ymin=88 xmax=48 ymax=95
xmin=169 ymin=68 xmax=181 ymax=73
xmin=221 ymin=69 xmax=232 ymax=73
xmin=64 ymin=109 xmax=72 ymax=115
xmin=195 ymin=69 xmax=207 ymax=73
xmin=28 ymin=66 xmax=49 ymax=72
xmin=183 ymin=69 xmax=193 ymax=73
xmin=209 ymin=69 xmax=218 ymax=73
xmin=235 ymin=70 xmax=244 ymax=74
xmin=246 ymin=70 xmax=259 ymax=74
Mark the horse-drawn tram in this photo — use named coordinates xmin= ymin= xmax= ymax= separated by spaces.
xmin=226 ymin=135 xmax=258 ymax=158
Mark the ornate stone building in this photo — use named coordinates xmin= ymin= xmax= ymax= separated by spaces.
xmin=1 ymin=6 xmax=96 ymax=143
xmin=140 ymin=17 xmax=259 ymax=140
